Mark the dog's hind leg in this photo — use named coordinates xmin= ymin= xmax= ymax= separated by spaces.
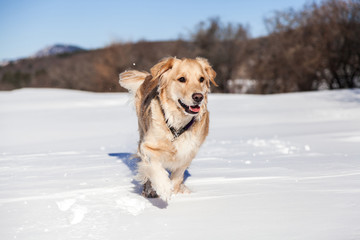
xmin=171 ymin=166 xmax=191 ymax=194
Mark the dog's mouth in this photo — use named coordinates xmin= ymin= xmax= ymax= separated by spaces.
xmin=178 ymin=99 xmax=200 ymax=114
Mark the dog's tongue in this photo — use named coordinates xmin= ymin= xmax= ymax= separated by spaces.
xmin=189 ymin=105 xmax=200 ymax=113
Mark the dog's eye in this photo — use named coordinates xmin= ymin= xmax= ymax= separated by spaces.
xmin=200 ymin=77 xmax=205 ymax=83
xmin=178 ymin=77 xmax=186 ymax=83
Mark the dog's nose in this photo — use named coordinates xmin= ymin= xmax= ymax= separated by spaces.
xmin=192 ymin=93 xmax=204 ymax=103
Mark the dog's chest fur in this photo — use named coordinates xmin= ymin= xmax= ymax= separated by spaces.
xmin=164 ymin=107 xmax=202 ymax=164
xmin=168 ymin=127 xmax=202 ymax=170
xmin=138 ymin=98 xmax=207 ymax=171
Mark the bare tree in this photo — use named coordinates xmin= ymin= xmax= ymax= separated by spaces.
xmin=249 ymin=0 xmax=360 ymax=92
xmin=192 ymin=18 xmax=250 ymax=92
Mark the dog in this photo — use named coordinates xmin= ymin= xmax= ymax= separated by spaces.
xmin=119 ymin=57 xmax=217 ymax=201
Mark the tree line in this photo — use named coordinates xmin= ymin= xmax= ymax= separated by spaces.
xmin=1 ymin=0 xmax=359 ymax=94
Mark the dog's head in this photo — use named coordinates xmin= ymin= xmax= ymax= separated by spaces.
xmin=151 ymin=57 xmax=217 ymax=115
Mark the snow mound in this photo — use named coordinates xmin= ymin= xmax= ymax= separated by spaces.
xmin=116 ymin=196 xmax=150 ymax=216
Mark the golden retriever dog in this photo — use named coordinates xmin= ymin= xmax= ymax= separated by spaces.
xmin=119 ymin=57 xmax=217 ymax=201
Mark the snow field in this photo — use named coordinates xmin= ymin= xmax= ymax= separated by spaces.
xmin=1 ymin=88 xmax=360 ymax=240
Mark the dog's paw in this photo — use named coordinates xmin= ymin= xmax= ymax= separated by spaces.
xmin=174 ymin=184 xmax=191 ymax=194
xmin=154 ymin=181 xmax=173 ymax=202
xmin=142 ymin=180 xmax=159 ymax=198
xmin=180 ymin=184 xmax=191 ymax=194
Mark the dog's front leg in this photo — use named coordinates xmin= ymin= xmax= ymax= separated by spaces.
xmin=137 ymin=145 xmax=173 ymax=201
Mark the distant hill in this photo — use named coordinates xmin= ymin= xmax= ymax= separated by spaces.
xmin=0 ymin=41 xmax=188 ymax=92
xmin=33 ymin=44 xmax=85 ymax=58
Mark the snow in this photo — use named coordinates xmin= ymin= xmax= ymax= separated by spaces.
xmin=1 ymin=88 xmax=360 ymax=240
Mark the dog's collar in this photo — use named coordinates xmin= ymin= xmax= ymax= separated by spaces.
xmin=165 ymin=116 xmax=195 ymax=142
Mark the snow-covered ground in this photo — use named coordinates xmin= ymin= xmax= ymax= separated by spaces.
xmin=1 ymin=88 xmax=360 ymax=240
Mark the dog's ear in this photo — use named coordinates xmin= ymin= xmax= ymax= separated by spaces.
xmin=150 ymin=57 xmax=176 ymax=80
xmin=196 ymin=57 xmax=218 ymax=87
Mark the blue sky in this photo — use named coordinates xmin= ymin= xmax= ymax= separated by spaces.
xmin=0 ymin=0 xmax=316 ymax=60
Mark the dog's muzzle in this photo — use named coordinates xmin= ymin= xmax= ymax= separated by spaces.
xmin=178 ymin=99 xmax=201 ymax=114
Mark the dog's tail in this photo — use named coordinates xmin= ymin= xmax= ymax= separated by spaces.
xmin=119 ymin=70 xmax=149 ymax=94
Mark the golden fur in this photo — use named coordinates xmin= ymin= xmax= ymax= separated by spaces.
xmin=119 ymin=57 xmax=216 ymax=201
